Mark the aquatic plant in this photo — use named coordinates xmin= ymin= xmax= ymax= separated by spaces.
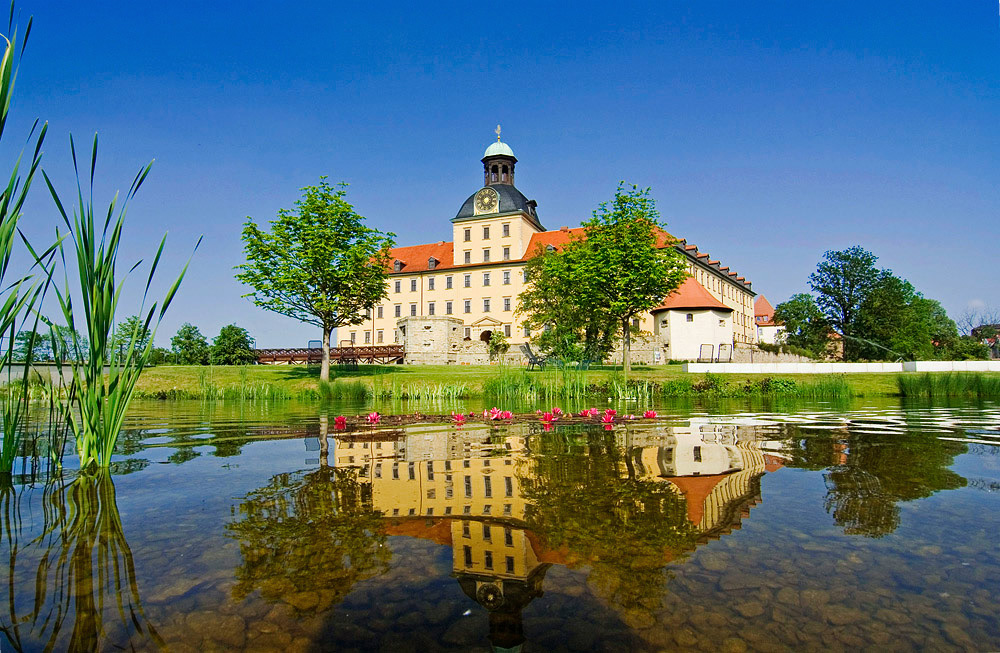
xmin=0 ymin=14 xmax=51 ymax=476
xmin=896 ymin=372 xmax=1000 ymax=399
xmin=643 ymin=410 xmax=657 ymax=419
xmin=43 ymin=136 xmax=198 ymax=468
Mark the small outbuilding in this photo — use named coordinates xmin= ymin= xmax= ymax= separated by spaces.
xmin=754 ymin=295 xmax=785 ymax=344
xmin=652 ymin=278 xmax=734 ymax=362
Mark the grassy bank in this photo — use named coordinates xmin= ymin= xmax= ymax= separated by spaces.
xmin=120 ymin=364 xmax=1000 ymax=401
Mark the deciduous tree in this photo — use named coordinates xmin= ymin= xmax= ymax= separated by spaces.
xmin=210 ymin=324 xmax=256 ymax=365
xmin=170 ymin=322 xmax=209 ymax=365
xmin=773 ymin=293 xmax=830 ymax=357
xmin=237 ymin=179 xmax=395 ymax=382
xmin=808 ymin=246 xmax=881 ymax=359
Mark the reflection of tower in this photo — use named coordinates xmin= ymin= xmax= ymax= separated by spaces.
xmin=452 ymin=519 xmax=550 ymax=652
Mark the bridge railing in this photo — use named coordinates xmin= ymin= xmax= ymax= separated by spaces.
xmin=255 ymin=345 xmax=404 ymax=365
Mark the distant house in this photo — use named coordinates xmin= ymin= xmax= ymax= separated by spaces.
xmin=754 ymin=295 xmax=785 ymax=345
xmin=972 ymin=324 xmax=1000 ymax=359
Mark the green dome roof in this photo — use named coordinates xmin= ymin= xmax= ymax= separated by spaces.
xmin=484 ymin=141 xmax=515 ymax=158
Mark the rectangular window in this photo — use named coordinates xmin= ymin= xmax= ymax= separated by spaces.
xmin=464 ymin=545 xmax=473 ymax=567
xmin=410 ymin=304 xmax=417 ymax=316
xmin=506 ymin=556 xmax=515 ymax=573
xmin=505 ymin=476 xmax=513 ymax=497
xmin=464 ymin=228 xmax=471 ymax=242
xmin=464 ymin=300 xmax=471 ymax=313
xmin=365 ymin=307 xmax=371 ymax=319
xmin=392 ymin=464 xmax=399 ymax=479
xmin=483 ymin=298 xmax=491 ymax=312
xmin=463 ymin=521 xmax=471 ymax=538
xmin=693 ymin=446 xmax=702 ymax=462
xmin=484 ymin=550 xmax=493 ymax=570
xmin=364 ymin=331 xmax=370 ymax=343
xmin=483 ymin=523 xmax=492 ymax=541
xmin=503 ymin=298 xmax=511 ymax=312
xmin=464 ymin=251 xmax=471 ymax=264
xmin=377 ymin=305 xmax=383 ymax=319
xmin=464 ymin=327 xmax=471 ymax=339
xmin=523 ymin=325 xmax=530 ymax=337
xmin=504 ymin=324 xmax=511 ymax=337
xmin=483 ymin=249 xmax=490 ymax=263
xmin=464 ymin=274 xmax=471 ymax=288
xmin=523 ymin=269 xmax=529 ymax=283
xmin=427 ymin=461 xmax=434 ymax=480
xmin=428 ymin=302 xmax=435 ymax=315
xmin=394 ymin=280 xmax=401 ymax=293
xmin=349 ymin=332 xmax=356 ymax=344
xmin=377 ymin=330 xmax=383 ymax=343
xmin=483 ymin=272 xmax=490 ymax=286
xmin=686 ymin=313 xmax=694 ymax=322
xmin=464 ymin=475 xmax=472 ymax=498
xmin=394 ymin=305 xmax=401 ymax=318
xmin=394 ymin=331 xmax=399 ymax=343
xmin=410 ymin=279 xmax=417 ymax=292
xmin=504 ymin=526 xmax=513 ymax=545
xmin=428 ymin=277 xmax=434 ymax=290
xmin=408 ymin=462 xmax=415 ymax=480
xmin=502 ymin=223 xmax=510 ymax=237
xmin=503 ymin=270 xmax=510 ymax=285
xmin=633 ymin=318 xmax=640 ymax=329
xmin=484 ymin=476 xmax=493 ymax=498
xmin=446 ymin=275 xmax=453 ymax=289
xmin=446 ymin=301 xmax=453 ymax=315
xmin=503 ymin=247 xmax=510 ymax=261
xmin=483 ymin=226 xmax=490 ymax=239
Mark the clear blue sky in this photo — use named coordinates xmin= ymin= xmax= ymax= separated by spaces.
xmin=7 ymin=1 xmax=998 ymax=346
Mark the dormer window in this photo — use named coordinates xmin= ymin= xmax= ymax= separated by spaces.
xmin=428 ymin=257 xmax=437 ymax=270
xmin=393 ymin=260 xmax=403 ymax=273
xmin=545 ymin=244 xmax=556 ymax=253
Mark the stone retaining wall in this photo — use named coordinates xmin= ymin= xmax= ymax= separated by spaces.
xmin=685 ymin=361 xmax=1000 ymax=374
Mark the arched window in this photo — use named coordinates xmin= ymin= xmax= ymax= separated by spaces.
xmin=501 ymin=165 xmax=508 ymax=182
xmin=491 ymin=165 xmax=498 ymax=182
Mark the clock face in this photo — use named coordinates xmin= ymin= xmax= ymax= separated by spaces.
xmin=475 ymin=188 xmax=498 ymax=214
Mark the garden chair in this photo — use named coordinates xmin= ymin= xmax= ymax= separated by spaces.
xmin=520 ymin=344 xmax=546 ymax=371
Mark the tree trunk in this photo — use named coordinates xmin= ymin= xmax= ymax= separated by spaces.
xmin=318 ymin=413 xmax=329 ymax=468
xmin=622 ymin=318 xmax=631 ymax=380
xmin=320 ymin=326 xmax=332 ymax=382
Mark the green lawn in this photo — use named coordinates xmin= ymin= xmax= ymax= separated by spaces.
xmin=130 ymin=363 xmax=978 ymax=398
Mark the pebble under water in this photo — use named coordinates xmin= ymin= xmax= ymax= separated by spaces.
xmin=2 ymin=400 xmax=999 ymax=652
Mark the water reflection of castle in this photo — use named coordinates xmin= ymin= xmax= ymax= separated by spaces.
xmin=329 ymin=422 xmax=784 ymax=650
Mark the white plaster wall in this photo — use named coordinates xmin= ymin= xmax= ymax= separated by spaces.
xmin=756 ymin=325 xmax=785 ymax=345
xmin=661 ymin=309 xmax=734 ymax=361
xmin=685 ymin=361 xmax=1000 ymax=373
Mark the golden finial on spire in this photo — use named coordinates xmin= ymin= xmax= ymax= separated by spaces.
xmin=495 ymin=124 xmax=502 ymax=142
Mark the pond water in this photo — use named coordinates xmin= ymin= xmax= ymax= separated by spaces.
xmin=2 ymin=399 xmax=1000 ymax=652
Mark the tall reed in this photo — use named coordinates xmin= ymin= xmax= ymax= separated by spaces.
xmin=897 ymin=372 xmax=1000 ymax=398
xmin=0 ymin=12 xmax=50 ymax=475
xmin=43 ymin=136 xmax=199 ymax=469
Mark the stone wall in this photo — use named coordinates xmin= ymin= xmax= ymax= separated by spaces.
xmin=397 ymin=316 xmax=463 ymax=365
xmin=731 ymin=344 xmax=813 ymax=364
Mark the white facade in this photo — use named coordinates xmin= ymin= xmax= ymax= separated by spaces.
xmin=756 ymin=324 xmax=785 ymax=345
xmin=655 ymin=308 xmax=734 ymax=362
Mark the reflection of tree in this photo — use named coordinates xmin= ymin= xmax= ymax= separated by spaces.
xmin=520 ymin=432 xmax=699 ymax=612
xmin=0 ymin=472 xmax=162 ymax=651
xmin=227 ymin=465 xmax=390 ymax=614
xmin=822 ymin=433 xmax=967 ymax=538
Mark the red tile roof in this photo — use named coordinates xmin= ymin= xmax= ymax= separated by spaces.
xmin=652 ymin=277 xmax=732 ymax=312
xmin=754 ymin=295 xmax=778 ymax=326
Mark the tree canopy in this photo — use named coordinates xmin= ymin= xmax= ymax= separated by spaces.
xmin=170 ymin=322 xmax=209 ymax=365
xmin=518 ymin=183 xmax=687 ymax=373
xmin=780 ymin=247 xmax=978 ymax=361
xmin=237 ymin=179 xmax=395 ymax=381
xmin=210 ymin=324 xmax=257 ymax=365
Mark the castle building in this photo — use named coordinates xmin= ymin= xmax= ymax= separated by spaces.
xmin=348 ymin=132 xmax=757 ymax=362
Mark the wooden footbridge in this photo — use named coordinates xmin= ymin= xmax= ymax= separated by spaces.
xmin=255 ymin=345 xmax=404 ymax=365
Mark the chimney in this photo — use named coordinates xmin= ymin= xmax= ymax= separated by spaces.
xmin=560 ymin=226 xmax=568 ymax=232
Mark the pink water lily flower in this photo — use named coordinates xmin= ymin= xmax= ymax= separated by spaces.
xmin=643 ymin=410 xmax=657 ymax=419
xmin=604 ymin=423 xmax=614 ymax=431
xmin=604 ymin=409 xmax=617 ymax=418
xmin=488 ymin=407 xmax=503 ymax=420
xmin=601 ymin=413 xmax=615 ymax=424
xmin=452 ymin=412 xmax=466 ymax=424
xmin=334 ymin=416 xmax=347 ymax=430
xmin=552 ymin=407 xmax=563 ymax=417
xmin=625 ymin=414 xmax=636 ymax=421
xmin=500 ymin=410 xmax=513 ymax=420
xmin=579 ymin=409 xmax=590 ymax=418
xmin=542 ymin=412 xmax=554 ymax=423
xmin=366 ymin=412 xmax=381 ymax=425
